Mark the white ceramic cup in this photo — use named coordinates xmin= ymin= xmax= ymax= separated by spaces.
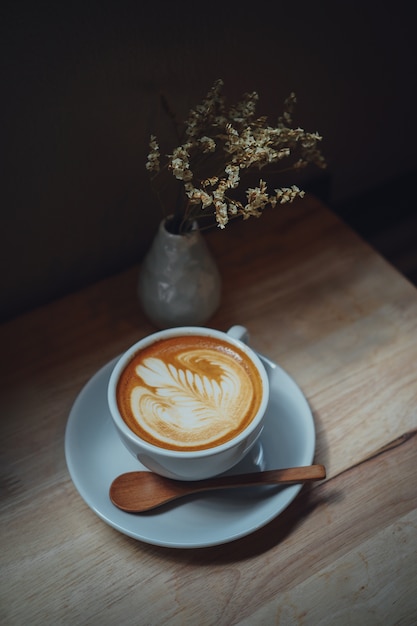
xmin=107 ymin=325 xmax=270 ymax=480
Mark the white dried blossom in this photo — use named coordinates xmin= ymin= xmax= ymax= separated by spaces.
xmin=246 ymin=180 xmax=268 ymax=205
xmin=198 ymin=136 xmax=216 ymax=153
xmin=146 ymin=79 xmax=325 ymax=233
xmin=185 ymin=79 xmax=224 ymax=138
xmin=214 ymin=201 xmax=229 ymax=228
xmin=169 ymin=145 xmax=194 ymax=181
xmin=275 ymin=185 xmax=305 ymax=204
xmin=146 ymin=135 xmax=160 ymax=173
xmin=213 ymin=179 xmax=228 ymax=202
xmin=184 ymin=183 xmax=213 ymax=208
xmin=201 ymin=176 xmax=219 ymax=188
xmin=225 ymin=164 xmax=240 ymax=188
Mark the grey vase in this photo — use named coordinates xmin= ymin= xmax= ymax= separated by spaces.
xmin=138 ymin=219 xmax=221 ymax=328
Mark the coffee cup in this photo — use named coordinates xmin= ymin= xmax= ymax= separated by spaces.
xmin=107 ymin=325 xmax=269 ymax=480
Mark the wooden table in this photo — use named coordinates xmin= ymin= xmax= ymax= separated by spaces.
xmin=1 ymin=196 xmax=416 ymax=624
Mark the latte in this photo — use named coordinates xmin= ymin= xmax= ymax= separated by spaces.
xmin=116 ymin=334 xmax=263 ymax=451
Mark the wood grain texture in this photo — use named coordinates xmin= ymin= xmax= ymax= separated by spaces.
xmin=1 ymin=196 xmax=416 ymax=625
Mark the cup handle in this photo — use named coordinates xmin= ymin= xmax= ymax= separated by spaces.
xmin=227 ymin=325 xmax=250 ymax=345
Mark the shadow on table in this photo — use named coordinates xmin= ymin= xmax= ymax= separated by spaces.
xmin=125 ymin=478 xmax=342 ymax=565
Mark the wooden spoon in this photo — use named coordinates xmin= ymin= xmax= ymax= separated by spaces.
xmin=109 ymin=464 xmax=326 ymax=512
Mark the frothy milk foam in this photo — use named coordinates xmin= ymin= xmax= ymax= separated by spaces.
xmin=116 ymin=335 xmax=263 ymax=451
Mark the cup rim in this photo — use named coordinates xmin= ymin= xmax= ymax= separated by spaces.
xmin=107 ymin=326 xmax=269 ymax=458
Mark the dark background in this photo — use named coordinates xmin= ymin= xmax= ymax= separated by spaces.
xmin=1 ymin=1 xmax=416 ymax=322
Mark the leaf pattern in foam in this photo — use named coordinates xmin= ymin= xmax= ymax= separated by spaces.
xmin=134 ymin=356 xmax=241 ymax=426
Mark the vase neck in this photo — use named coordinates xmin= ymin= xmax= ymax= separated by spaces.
xmin=163 ymin=216 xmax=197 ymax=236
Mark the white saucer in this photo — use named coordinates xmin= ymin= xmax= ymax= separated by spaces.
xmin=65 ymin=352 xmax=315 ymax=548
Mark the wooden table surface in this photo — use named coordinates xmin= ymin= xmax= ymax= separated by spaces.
xmin=1 ymin=196 xmax=416 ymax=625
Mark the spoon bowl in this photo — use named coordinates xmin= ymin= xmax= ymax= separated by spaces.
xmin=110 ymin=464 xmax=326 ymax=512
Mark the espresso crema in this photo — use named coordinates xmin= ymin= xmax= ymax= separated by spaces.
xmin=116 ymin=335 xmax=263 ymax=451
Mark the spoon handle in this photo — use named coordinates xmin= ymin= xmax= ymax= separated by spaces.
xmin=192 ymin=464 xmax=326 ymax=489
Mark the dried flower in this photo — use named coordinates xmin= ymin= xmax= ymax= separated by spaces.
xmin=146 ymin=79 xmax=325 ymax=233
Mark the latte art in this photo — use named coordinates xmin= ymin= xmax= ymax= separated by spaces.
xmin=116 ymin=335 xmax=263 ymax=451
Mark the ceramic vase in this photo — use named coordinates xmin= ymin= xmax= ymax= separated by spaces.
xmin=138 ymin=218 xmax=221 ymax=328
